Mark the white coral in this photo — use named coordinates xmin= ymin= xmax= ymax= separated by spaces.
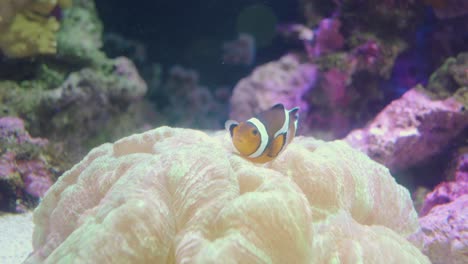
xmin=26 ymin=127 xmax=429 ymax=263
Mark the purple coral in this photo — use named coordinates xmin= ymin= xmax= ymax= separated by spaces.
xmin=0 ymin=117 xmax=47 ymax=146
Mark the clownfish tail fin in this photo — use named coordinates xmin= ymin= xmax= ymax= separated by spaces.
xmin=224 ymin=120 xmax=239 ymax=137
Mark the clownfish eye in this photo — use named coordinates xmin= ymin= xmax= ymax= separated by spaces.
xmin=252 ymin=129 xmax=258 ymax=135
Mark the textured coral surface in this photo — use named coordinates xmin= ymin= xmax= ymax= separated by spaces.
xmin=25 ymin=127 xmax=429 ymax=263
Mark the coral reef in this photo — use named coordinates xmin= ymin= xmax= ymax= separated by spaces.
xmin=25 ymin=127 xmax=428 ymax=263
xmin=232 ymin=13 xmax=409 ymax=138
xmin=0 ymin=57 xmax=147 ymax=161
xmin=229 ymin=54 xmax=318 ymax=123
xmin=0 ymin=0 xmax=71 ymax=58
xmin=0 ymin=0 xmax=152 ymax=162
xmin=409 ymin=195 xmax=468 ymax=264
xmin=345 ymin=87 xmax=467 ymax=170
xmin=0 ymin=117 xmax=65 ymax=213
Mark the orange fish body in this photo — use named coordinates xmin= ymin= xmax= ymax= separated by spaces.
xmin=225 ymin=104 xmax=299 ymax=163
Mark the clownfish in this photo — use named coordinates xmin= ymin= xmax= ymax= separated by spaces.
xmin=225 ymin=104 xmax=299 ymax=163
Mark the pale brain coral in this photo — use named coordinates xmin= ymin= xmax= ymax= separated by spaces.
xmin=25 ymin=127 xmax=429 ymax=263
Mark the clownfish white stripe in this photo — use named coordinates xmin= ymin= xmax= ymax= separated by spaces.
xmin=273 ymin=107 xmax=290 ymax=138
xmin=246 ymin=117 xmax=269 ymax=158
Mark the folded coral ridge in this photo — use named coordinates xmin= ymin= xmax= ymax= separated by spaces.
xmin=25 ymin=127 xmax=430 ymax=263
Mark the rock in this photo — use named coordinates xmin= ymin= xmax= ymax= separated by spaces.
xmin=345 ymin=87 xmax=468 ymax=170
xmin=410 ymin=195 xmax=468 ymax=264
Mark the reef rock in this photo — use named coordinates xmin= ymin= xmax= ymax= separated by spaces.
xmin=419 ymin=147 xmax=468 ymax=216
xmin=229 ymin=53 xmax=318 ymax=121
xmin=0 ymin=0 xmax=71 ymax=58
xmin=25 ymin=127 xmax=429 ymax=263
xmin=345 ymin=87 xmax=468 ymax=170
xmin=0 ymin=117 xmax=62 ymax=213
xmin=410 ymin=195 xmax=468 ymax=264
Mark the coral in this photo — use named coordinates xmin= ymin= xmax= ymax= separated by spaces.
xmin=409 ymin=195 xmax=468 ymax=264
xmin=0 ymin=0 xmax=71 ymax=58
xmin=0 ymin=56 xmax=147 ymax=162
xmin=253 ymin=19 xmax=407 ymax=138
xmin=0 ymin=117 xmax=61 ymax=213
xmin=56 ymin=0 xmax=105 ymax=64
xmin=38 ymin=57 xmax=147 ymax=158
xmin=25 ymin=127 xmax=429 ymax=263
xmin=229 ymin=54 xmax=318 ymax=122
xmin=345 ymin=87 xmax=468 ymax=170
xmin=305 ymin=17 xmax=344 ymax=58
xmin=0 ymin=0 xmax=152 ymax=163
xmin=222 ymin=33 xmax=256 ymax=66
xmin=426 ymin=53 xmax=468 ymax=101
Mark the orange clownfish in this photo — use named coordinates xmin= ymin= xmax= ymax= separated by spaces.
xmin=225 ymin=104 xmax=299 ymax=163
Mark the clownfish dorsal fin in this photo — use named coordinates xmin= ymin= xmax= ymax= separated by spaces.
xmin=270 ymin=103 xmax=285 ymax=110
xmin=256 ymin=104 xmax=287 ymax=139
xmin=225 ymin=120 xmax=239 ymax=137
xmin=289 ymin=107 xmax=299 ymax=118
xmin=289 ymin=107 xmax=300 ymax=130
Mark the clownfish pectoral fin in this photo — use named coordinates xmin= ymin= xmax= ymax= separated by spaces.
xmin=267 ymin=133 xmax=286 ymax=157
xmin=225 ymin=120 xmax=239 ymax=137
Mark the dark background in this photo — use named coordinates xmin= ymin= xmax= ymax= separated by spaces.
xmin=95 ymin=0 xmax=301 ymax=87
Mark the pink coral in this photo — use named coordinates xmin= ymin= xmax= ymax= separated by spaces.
xmin=305 ymin=18 xmax=344 ymax=58
xmin=0 ymin=117 xmax=47 ymax=146
xmin=25 ymin=127 xmax=428 ymax=263
xmin=0 ymin=117 xmax=54 ymax=212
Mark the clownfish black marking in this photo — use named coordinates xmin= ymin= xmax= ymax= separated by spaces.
xmin=225 ymin=103 xmax=299 ymax=163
